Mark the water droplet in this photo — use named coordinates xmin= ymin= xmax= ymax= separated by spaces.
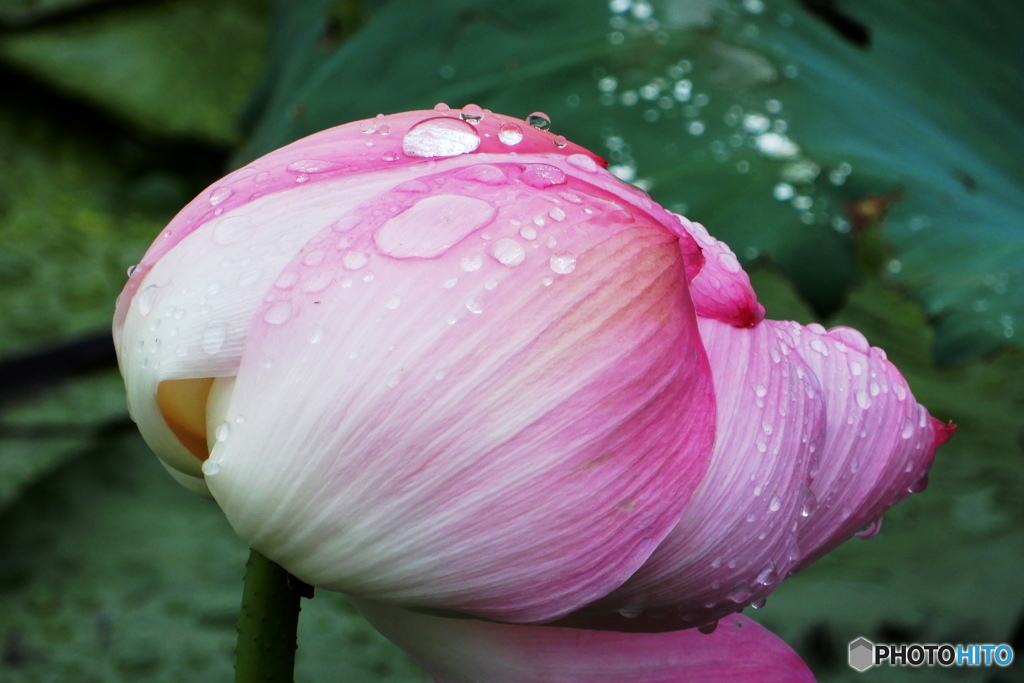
xmin=617 ymin=605 xmax=643 ymax=619
xmin=343 ymin=251 xmax=369 ymax=270
xmin=460 ymin=104 xmax=484 ymax=123
xmin=548 ymin=207 xmax=566 ymax=222
xmin=202 ymin=460 xmax=220 ymax=476
xmin=527 ymin=112 xmax=551 ymax=130
xmin=137 ymin=285 xmax=160 ymax=316
xmin=386 ymin=294 xmax=402 ymax=310
xmin=460 ymin=253 xmax=484 ymax=272
xmin=810 ymin=338 xmax=830 ymax=356
xmin=727 ymin=582 xmax=749 ymax=602
xmin=209 ymin=187 xmax=233 ymax=206
xmin=375 ymin=195 xmax=496 ymax=258
xmin=550 ymin=253 xmax=577 ymax=274
xmin=287 ymin=159 xmax=341 ymax=174
xmin=466 ymin=295 xmax=484 ymax=314
xmin=753 ymin=382 xmax=768 ymax=398
xmin=519 ymin=225 xmax=538 ymax=240
xmin=750 ymin=596 xmax=767 ymax=609
xmin=126 ymin=264 xmax=137 ymax=277
xmin=900 ymin=417 xmax=915 ymax=440
xmin=403 ymin=117 xmax=481 ymax=158
xmin=769 ymin=494 xmax=782 ymax=512
xmin=697 ymin=620 xmax=719 ymax=634
xmin=856 ymin=390 xmax=872 ymax=410
xmin=908 ymin=473 xmax=929 ymax=493
xmin=201 ymin=321 xmax=227 ymax=354
xmin=491 ymin=238 xmax=526 ymax=267
xmin=498 ymin=123 xmax=524 ymax=145
xmin=215 ymin=421 xmax=230 ymax=443
xmin=520 ymin=164 xmax=567 ymax=188
xmin=382 ymin=151 xmax=400 ymax=162
xmin=433 ymin=102 xmax=450 ymax=113
xmin=264 ymin=302 xmax=292 ymax=325
xmin=553 ymin=135 xmax=568 ymax=148
xmin=856 ymin=517 xmax=883 ymax=538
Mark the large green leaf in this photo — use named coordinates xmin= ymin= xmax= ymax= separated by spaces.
xmin=236 ymin=0 xmax=1024 ymax=365
xmin=0 ymin=0 xmax=268 ymax=145
xmin=748 ymin=269 xmax=1024 ymax=681
xmin=0 ymin=431 xmax=428 ymax=681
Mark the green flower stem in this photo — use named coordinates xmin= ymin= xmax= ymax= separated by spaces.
xmin=234 ymin=547 xmax=312 ymax=683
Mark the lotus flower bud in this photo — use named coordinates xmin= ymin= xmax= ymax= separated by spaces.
xmin=113 ymin=108 xmax=951 ymax=635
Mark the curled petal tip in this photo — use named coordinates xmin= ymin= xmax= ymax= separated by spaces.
xmin=932 ymin=418 xmax=957 ymax=447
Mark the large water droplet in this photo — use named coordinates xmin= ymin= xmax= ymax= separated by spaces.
xmin=566 ymin=154 xmax=599 ymax=173
xmin=375 ymin=195 xmax=496 ymax=258
xmin=527 ymin=112 xmax=551 ymax=130
xmin=856 ymin=517 xmax=883 ymax=538
xmin=403 ymin=117 xmax=481 ymax=158
xmin=498 ymin=123 xmax=524 ymax=145
xmin=201 ymin=321 xmax=227 ymax=354
xmin=491 ymin=238 xmax=526 ymax=267
xmin=202 ymin=460 xmax=221 ymax=476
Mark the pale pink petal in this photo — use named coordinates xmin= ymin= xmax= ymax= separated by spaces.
xmin=781 ymin=323 xmax=950 ymax=567
xmin=591 ymin=318 xmax=822 ymax=625
xmin=673 ymin=215 xmax=765 ymax=328
xmin=201 ymin=159 xmax=716 ymax=624
xmin=354 ymin=599 xmax=816 ymax=683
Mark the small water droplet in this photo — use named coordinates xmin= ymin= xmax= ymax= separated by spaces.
xmin=527 ymin=112 xmax=551 ymax=130
xmin=520 ymin=164 xmax=567 ymax=188
xmin=137 ymin=285 xmax=160 ymax=316
xmin=769 ymin=494 xmax=782 ymax=512
xmin=550 ymin=253 xmax=577 ymax=274
xmin=460 ymin=104 xmax=484 ymax=123
xmin=697 ymin=620 xmax=719 ymax=634
xmin=460 ymin=253 xmax=483 ymax=272
xmin=548 ymin=207 xmax=566 ymax=222
xmin=491 ymin=238 xmax=526 ymax=267
xmin=264 ymin=302 xmax=292 ymax=325
xmin=856 ymin=517 xmax=883 ymax=538
xmin=209 ymin=187 xmax=233 ymax=206
xmin=519 ymin=225 xmax=538 ymax=240
xmin=498 ymin=123 xmax=524 ymax=145
xmin=810 ymin=338 xmax=830 ymax=356
xmin=433 ymin=102 xmax=450 ymax=113
xmin=727 ymin=582 xmax=749 ymax=603
xmin=750 ymin=596 xmax=767 ymax=609
xmin=343 ymin=251 xmax=369 ymax=270
xmin=856 ymin=390 xmax=872 ymax=410
xmin=403 ymin=118 xmax=481 ymax=158
xmin=126 ymin=264 xmax=137 ymax=277
xmin=287 ymin=159 xmax=341 ymax=174
xmin=215 ymin=421 xmax=230 ymax=443
xmin=382 ymin=151 xmax=400 ymax=162
xmin=753 ymin=382 xmax=767 ymax=398
xmin=908 ymin=472 xmax=929 ymax=493
xmin=553 ymin=134 xmax=568 ymax=148
xmin=202 ymin=460 xmax=220 ymax=476
xmin=386 ymin=294 xmax=402 ymax=310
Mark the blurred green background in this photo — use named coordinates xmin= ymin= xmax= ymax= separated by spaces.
xmin=0 ymin=0 xmax=1021 ymax=680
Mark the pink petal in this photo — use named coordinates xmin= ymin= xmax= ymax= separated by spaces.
xmin=779 ymin=323 xmax=949 ymax=567
xmin=672 ymin=215 xmax=765 ymax=328
xmin=591 ymin=318 xmax=822 ymax=625
xmin=198 ymin=159 xmax=716 ymax=623
xmin=353 ymin=599 xmax=816 ymax=683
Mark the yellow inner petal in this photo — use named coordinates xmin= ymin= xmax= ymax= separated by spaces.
xmin=157 ymin=378 xmax=215 ymax=461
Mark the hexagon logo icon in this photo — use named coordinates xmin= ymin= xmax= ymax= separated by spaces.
xmin=849 ymin=637 xmax=875 ymax=672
